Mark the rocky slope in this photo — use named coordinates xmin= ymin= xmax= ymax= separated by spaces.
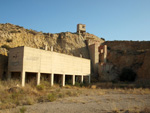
xmin=0 ymin=23 xmax=103 ymax=79
xmin=105 ymin=41 xmax=150 ymax=81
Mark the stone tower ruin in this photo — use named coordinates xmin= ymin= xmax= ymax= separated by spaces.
xmin=77 ymin=24 xmax=86 ymax=34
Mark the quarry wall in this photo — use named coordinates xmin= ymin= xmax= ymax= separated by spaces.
xmin=105 ymin=41 xmax=150 ymax=80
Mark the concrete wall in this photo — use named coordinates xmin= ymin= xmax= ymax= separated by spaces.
xmin=9 ymin=46 xmax=90 ymax=76
xmin=0 ymin=55 xmax=8 ymax=79
xmin=88 ymin=43 xmax=99 ymax=76
xmin=8 ymin=47 xmax=24 ymax=73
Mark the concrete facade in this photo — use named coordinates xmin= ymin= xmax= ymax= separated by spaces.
xmin=8 ymin=46 xmax=91 ymax=86
xmin=88 ymin=43 xmax=100 ymax=76
xmin=87 ymin=41 xmax=107 ymax=77
xmin=0 ymin=55 xmax=8 ymax=79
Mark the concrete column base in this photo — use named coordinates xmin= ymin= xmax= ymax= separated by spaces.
xmin=81 ymin=75 xmax=83 ymax=83
xmin=72 ymin=75 xmax=75 ymax=85
xmin=37 ymin=72 xmax=40 ymax=85
xmin=50 ymin=73 xmax=54 ymax=86
xmin=62 ymin=74 xmax=65 ymax=87
xmin=21 ymin=71 xmax=25 ymax=87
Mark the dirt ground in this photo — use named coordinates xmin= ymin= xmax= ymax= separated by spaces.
xmin=0 ymin=88 xmax=150 ymax=113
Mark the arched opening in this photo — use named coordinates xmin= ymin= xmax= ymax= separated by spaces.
xmin=119 ymin=68 xmax=137 ymax=82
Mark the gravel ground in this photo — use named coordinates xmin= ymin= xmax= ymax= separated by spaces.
xmin=1 ymin=89 xmax=150 ymax=113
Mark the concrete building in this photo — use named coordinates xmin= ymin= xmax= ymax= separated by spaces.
xmin=88 ymin=43 xmax=100 ymax=76
xmin=77 ymin=24 xmax=86 ymax=34
xmin=87 ymin=41 xmax=107 ymax=77
xmin=8 ymin=46 xmax=91 ymax=87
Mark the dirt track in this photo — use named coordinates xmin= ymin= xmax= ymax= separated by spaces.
xmin=1 ymin=89 xmax=150 ymax=113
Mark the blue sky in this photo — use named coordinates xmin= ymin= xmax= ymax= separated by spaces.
xmin=0 ymin=0 xmax=150 ymax=41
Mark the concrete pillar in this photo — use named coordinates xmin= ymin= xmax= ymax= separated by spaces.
xmin=72 ymin=75 xmax=75 ymax=85
xmin=37 ymin=72 xmax=40 ymax=85
xmin=50 ymin=73 xmax=54 ymax=86
xmin=62 ymin=74 xmax=65 ymax=87
xmin=21 ymin=71 xmax=25 ymax=87
xmin=80 ymin=54 xmax=82 ymax=58
xmin=81 ymin=75 xmax=83 ymax=83
xmin=45 ymin=44 xmax=47 ymax=50
xmin=89 ymin=75 xmax=91 ymax=84
xmin=51 ymin=46 xmax=53 ymax=52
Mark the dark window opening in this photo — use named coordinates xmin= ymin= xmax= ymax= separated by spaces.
xmin=25 ymin=72 xmax=37 ymax=85
xmin=54 ymin=74 xmax=62 ymax=85
xmin=11 ymin=72 xmax=21 ymax=80
xmin=65 ymin=75 xmax=72 ymax=85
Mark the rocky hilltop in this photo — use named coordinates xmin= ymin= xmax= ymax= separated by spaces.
xmin=0 ymin=23 xmax=100 ymax=57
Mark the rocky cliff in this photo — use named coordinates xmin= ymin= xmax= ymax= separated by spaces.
xmin=105 ymin=41 xmax=150 ymax=81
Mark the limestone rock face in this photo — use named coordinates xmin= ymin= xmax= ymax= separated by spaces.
xmin=137 ymin=52 xmax=150 ymax=79
xmin=105 ymin=41 xmax=150 ymax=81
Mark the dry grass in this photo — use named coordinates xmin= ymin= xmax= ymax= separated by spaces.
xmin=94 ymin=81 xmax=150 ymax=89
xmin=0 ymin=80 xmax=82 ymax=110
xmin=112 ymin=88 xmax=150 ymax=95
xmin=0 ymin=80 xmax=150 ymax=110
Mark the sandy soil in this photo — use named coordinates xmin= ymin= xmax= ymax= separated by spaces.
xmin=1 ymin=89 xmax=150 ymax=113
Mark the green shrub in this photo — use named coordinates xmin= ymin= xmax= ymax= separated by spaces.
xmin=28 ymin=30 xmax=37 ymax=35
xmin=36 ymin=84 xmax=44 ymax=90
xmin=66 ymin=91 xmax=72 ymax=96
xmin=6 ymin=39 xmax=13 ymax=42
xmin=75 ymin=82 xmax=81 ymax=87
xmin=47 ymin=93 xmax=56 ymax=102
xmin=10 ymin=30 xmax=18 ymax=33
xmin=101 ymin=37 xmax=105 ymax=41
xmin=58 ymin=93 xmax=65 ymax=98
xmin=56 ymin=88 xmax=60 ymax=92
xmin=20 ymin=106 xmax=26 ymax=113
xmin=1 ymin=44 xmax=11 ymax=50
xmin=75 ymin=82 xmax=84 ymax=87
